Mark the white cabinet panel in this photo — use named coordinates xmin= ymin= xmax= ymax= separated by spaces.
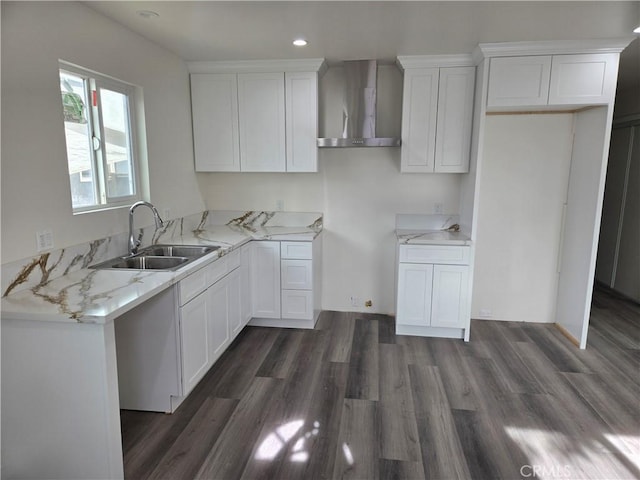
xmin=228 ymin=268 xmax=243 ymax=337
xmin=240 ymin=243 xmax=252 ymax=326
xmin=397 ymin=263 xmax=433 ymax=326
xmin=401 ymin=68 xmax=439 ymax=172
xmin=191 ymin=74 xmax=240 ymax=172
xmin=487 ymin=56 xmax=551 ymax=107
xmin=281 ymin=259 xmax=313 ymax=290
xmin=286 ymin=72 xmax=318 ymax=172
xmin=435 ymin=67 xmax=475 ymax=172
xmin=238 ymin=72 xmax=286 ymax=172
xmin=549 ymin=53 xmax=618 ymax=105
xmin=251 ymin=241 xmax=281 ymax=318
xmin=208 ymin=278 xmax=230 ymax=361
xmin=282 ymin=289 xmax=314 ymax=320
xmin=431 ymin=265 xmax=469 ymax=328
xmin=180 ymin=291 xmax=209 ymax=395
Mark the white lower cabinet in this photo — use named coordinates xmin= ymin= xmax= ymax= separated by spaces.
xmin=249 ymin=235 xmax=322 ymax=329
xmin=251 ymin=241 xmax=281 ymax=319
xmin=396 ymin=244 xmax=471 ymax=339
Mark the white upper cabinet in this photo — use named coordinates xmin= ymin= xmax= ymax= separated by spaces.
xmin=238 ymin=72 xmax=286 ymax=172
xmin=486 ymin=51 xmax=620 ymax=110
xmin=487 ymin=56 xmax=551 ymax=108
xmin=548 ymin=53 xmax=619 ymax=105
xmin=398 ymin=56 xmax=475 ymax=173
xmin=189 ymin=59 xmax=324 ymax=173
xmin=400 ymin=68 xmax=439 ymax=172
xmin=190 ymin=74 xmax=240 ymax=172
xmin=285 ymin=72 xmax=318 ymax=172
xmin=435 ymin=67 xmax=476 ymax=172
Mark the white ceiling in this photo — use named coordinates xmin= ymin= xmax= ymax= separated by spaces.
xmin=87 ymin=1 xmax=639 ymax=91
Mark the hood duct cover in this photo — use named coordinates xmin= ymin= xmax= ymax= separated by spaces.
xmin=317 ymin=60 xmax=401 ymax=148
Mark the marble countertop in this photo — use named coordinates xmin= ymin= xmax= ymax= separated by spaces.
xmin=395 ymin=229 xmax=472 ymax=246
xmin=1 ymin=214 xmax=321 ymax=325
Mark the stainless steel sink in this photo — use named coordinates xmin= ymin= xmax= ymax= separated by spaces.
xmin=91 ymin=244 xmax=219 ymax=271
xmin=110 ymin=256 xmax=190 ymax=270
xmin=137 ymin=244 xmax=219 ymax=257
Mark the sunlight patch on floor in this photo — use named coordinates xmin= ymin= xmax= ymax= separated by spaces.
xmin=255 ymin=419 xmax=321 ymax=463
xmin=505 ymin=426 xmax=639 ymax=479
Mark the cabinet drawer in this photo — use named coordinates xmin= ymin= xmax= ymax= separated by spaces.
xmin=206 ymin=256 xmax=228 ymax=285
xmin=281 ymin=241 xmax=312 ymax=259
xmin=282 ymin=289 xmax=314 ymax=320
xmin=281 ymin=259 xmax=313 ymax=290
xmin=399 ymin=245 xmax=470 ymax=265
xmin=179 ymin=267 xmax=209 ymax=306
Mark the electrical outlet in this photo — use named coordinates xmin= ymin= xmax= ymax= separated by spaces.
xmin=434 ymin=202 xmax=444 ymax=214
xmin=36 ymin=229 xmax=54 ymax=252
xmin=276 ymin=199 xmax=284 ymax=211
xmin=350 ymin=296 xmax=360 ymax=307
xmin=479 ymin=308 xmax=493 ymax=318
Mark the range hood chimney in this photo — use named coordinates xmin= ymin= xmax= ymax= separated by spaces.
xmin=317 ymin=60 xmax=401 ymax=148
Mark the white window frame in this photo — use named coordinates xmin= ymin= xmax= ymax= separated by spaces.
xmin=60 ymin=62 xmax=142 ymax=214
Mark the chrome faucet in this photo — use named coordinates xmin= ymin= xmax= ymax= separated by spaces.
xmin=129 ymin=201 xmax=164 ymax=255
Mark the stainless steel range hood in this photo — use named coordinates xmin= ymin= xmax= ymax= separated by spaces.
xmin=317 ymin=60 xmax=401 ymax=148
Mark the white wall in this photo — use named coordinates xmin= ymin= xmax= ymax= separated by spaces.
xmin=472 ymin=114 xmax=574 ymax=323
xmin=1 ymin=2 xmax=205 ymax=263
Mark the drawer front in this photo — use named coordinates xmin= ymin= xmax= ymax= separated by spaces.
xmin=179 ymin=267 xmax=209 ymax=306
xmin=206 ymin=256 xmax=228 ymax=285
xmin=281 ymin=259 xmax=313 ymax=290
xmin=281 ymin=289 xmax=314 ymax=320
xmin=399 ymin=245 xmax=470 ymax=265
xmin=281 ymin=241 xmax=312 ymax=260
xmin=226 ymin=248 xmax=241 ymax=271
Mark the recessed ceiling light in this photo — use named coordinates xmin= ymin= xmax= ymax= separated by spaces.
xmin=136 ymin=10 xmax=159 ymax=19
xmin=293 ymin=39 xmax=308 ymax=47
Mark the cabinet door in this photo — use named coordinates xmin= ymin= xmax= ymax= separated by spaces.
xmin=238 ymin=72 xmax=286 ymax=172
xmin=208 ymin=278 xmax=230 ymax=362
xmin=401 ymin=68 xmax=439 ymax=172
xmin=285 ymin=72 xmax=318 ymax=172
xmin=227 ymin=268 xmax=243 ymax=338
xmin=431 ymin=265 xmax=469 ymax=328
xmin=487 ymin=56 xmax=551 ymax=108
xmin=180 ymin=291 xmax=209 ymax=395
xmin=548 ymin=53 xmax=618 ymax=105
xmin=190 ymin=74 xmax=240 ymax=172
xmin=240 ymin=244 xmax=252 ymax=326
xmin=251 ymin=241 xmax=281 ymax=318
xmin=435 ymin=67 xmax=475 ymax=173
xmin=396 ymin=263 xmax=433 ymax=326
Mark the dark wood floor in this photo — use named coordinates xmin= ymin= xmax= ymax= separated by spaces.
xmin=121 ymin=287 xmax=639 ymax=479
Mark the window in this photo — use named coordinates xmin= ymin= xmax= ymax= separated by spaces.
xmin=59 ymin=63 xmax=141 ymax=212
